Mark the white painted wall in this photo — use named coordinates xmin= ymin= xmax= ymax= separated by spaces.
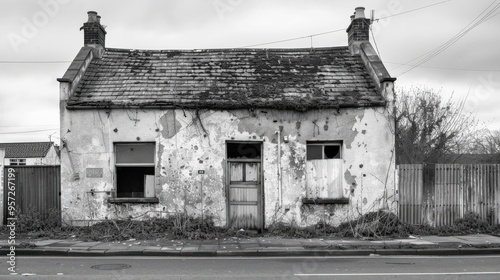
xmin=60 ymin=106 xmax=396 ymax=227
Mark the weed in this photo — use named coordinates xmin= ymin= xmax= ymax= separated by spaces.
xmin=16 ymin=208 xmax=61 ymax=232
xmin=336 ymin=210 xmax=411 ymax=238
xmin=1 ymin=210 xmax=499 ymax=242
xmin=453 ymin=211 xmax=493 ymax=233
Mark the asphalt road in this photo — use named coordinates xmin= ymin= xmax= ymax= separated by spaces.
xmin=2 ymin=255 xmax=500 ymax=279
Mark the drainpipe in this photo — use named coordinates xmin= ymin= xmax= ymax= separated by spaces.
xmin=275 ymin=131 xmax=282 ymax=207
xmin=200 ymin=172 xmax=204 ymax=224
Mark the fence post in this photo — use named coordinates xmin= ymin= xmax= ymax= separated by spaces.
xmin=422 ymin=163 xmax=435 ymax=226
xmin=459 ymin=165 xmax=464 ymax=220
xmin=497 ymin=165 xmax=500 ymax=225
xmin=395 ymin=165 xmax=399 ymax=216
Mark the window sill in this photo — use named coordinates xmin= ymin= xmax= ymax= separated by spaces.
xmin=302 ymin=198 xmax=349 ymax=205
xmin=107 ymin=197 xmax=159 ymax=204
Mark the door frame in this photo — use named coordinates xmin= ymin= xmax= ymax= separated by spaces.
xmin=225 ymin=140 xmax=264 ymax=231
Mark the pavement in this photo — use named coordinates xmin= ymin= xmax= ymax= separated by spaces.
xmin=2 ymin=234 xmax=500 ymax=257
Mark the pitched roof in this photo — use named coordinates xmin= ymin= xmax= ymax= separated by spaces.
xmin=67 ymin=47 xmax=385 ymax=110
xmin=0 ymin=142 xmax=53 ymax=158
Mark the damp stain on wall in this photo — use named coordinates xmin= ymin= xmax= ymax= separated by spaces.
xmin=159 ymin=110 xmax=182 ymax=139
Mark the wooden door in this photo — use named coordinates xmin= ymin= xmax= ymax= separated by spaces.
xmin=227 ymin=159 xmax=263 ymax=231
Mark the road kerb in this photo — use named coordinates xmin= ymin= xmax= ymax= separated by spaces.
xmin=67 ymin=250 xmax=106 ymax=256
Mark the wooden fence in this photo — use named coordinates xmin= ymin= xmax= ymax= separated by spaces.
xmin=2 ymin=166 xmax=60 ymax=225
xmin=398 ymin=164 xmax=500 ymax=226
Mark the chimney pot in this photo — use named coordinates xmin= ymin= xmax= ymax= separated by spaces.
xmin=354 ymin=7 xmax=366 ymax=19
xmin=87 ymin=11 xmax=98 ymax=22
xmin=96 ymin=15 xmax=101 ymax=24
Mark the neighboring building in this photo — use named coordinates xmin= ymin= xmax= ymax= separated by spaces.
xmin=0 ymin=142 xmax=60 ymax=166
xmin=58 ymin=8 xmax=397 ymax=230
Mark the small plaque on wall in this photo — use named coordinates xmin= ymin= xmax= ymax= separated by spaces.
xmin=86 ymin=168 xmax=103 ymax=178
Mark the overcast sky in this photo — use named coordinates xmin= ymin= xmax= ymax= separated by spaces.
xmin=1 ymin=0 xmax=499 ymax=143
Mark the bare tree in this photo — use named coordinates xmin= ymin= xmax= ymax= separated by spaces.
xmin=467 ymin=129 xmax=500 ymax=154
xmin=395 ymin=87 xmax=478 ymax=164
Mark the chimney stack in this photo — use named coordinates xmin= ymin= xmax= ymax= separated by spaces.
xmin=346 ymin=7 xmax=371 ymax=55
xmin=80 ymin=11 xmax=106 ymax=49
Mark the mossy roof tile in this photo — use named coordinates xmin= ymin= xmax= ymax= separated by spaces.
xmin=68 ymin=47 xmax=385 ymax=110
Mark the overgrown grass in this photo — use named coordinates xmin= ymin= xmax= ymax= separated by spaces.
xmin=2 ymin=210 xmax=499 ymax=242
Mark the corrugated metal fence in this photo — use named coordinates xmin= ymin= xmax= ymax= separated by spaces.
xmin=398 ymin=164 xmax=500 ymax=226
xmin=3 ymin=166 xmax=60 ymax=225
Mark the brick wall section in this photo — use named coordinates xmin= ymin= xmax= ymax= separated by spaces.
xmin=347 ymin=18 xmax=370 ymax=47
xmin=81 ymin=22 xmax=106 ymax=47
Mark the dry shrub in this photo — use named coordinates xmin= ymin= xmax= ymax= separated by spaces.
xmin=337 ymin=210 xmax=411 ymax=238
xmin=3 ymin=209 xmax=499 ymax=242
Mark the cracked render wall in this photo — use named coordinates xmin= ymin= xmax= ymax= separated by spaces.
xmin=60 ymin=106 xmax=396 ymax=227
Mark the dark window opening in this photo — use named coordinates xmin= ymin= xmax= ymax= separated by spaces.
xmin=324 ymin=145 xmax=341 ymax=159
xmin=116 ymin=167 xmax=154 ymax=198
xmin=115 ymin=143 xmax=155 ymax=199
xmin=227 ymin=143 xmax=261 ymax=159
xmin=306 ymin=145 xmax=322 ymax=160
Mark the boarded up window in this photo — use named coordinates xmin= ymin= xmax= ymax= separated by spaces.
xmin=306 ymin=142 xmax=344 ymax=199
xmin=115 ymin=143 xmax=155 ymax=198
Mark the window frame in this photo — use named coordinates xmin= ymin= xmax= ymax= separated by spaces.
xmin=306 ymin=141 xmax=343 ymax=160
xmin=109 ymin=142 xmax=158 ymax=204
xmin=9 ymin=158 xmax=26 ymax=166
xmin=303 ymin=140 xmax=348 ymax=204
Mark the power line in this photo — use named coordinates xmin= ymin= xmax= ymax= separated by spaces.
xmin=375 ymin=0 xmax=453 ymax=21
xmin=386 ymin=62 xmax=500 ymax=72
xmin=239 ymin=2 xmax=454 ymax=49
xmin=239 ymin=1 xmax=455 ymax=48
xmin=396 ymin=0 xmax=500 ymax=77
xmin=0 ymin=1 xmax=477 ymax=63
xmin=0 ymin=124 xmax=59 ymax=128
xmin=370 ymin=27 xmax=382 ymax=59
xmin=0 ymin=128 xmax=58 ymax=135
xmin=0 ymin=61 xmax=71 ymax=64
xmin=391 ymin=1 xmax=500 ymax=73
xmin=238 ymin=28 xmax=345 ymax=48
xmin=0 ymin=2 xmax=456 ymax=61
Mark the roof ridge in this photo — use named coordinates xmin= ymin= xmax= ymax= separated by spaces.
xmin=0 ymin=141 xmax=53 ymax=145
xmin=103 ymin=46 xmax=349 ymax=53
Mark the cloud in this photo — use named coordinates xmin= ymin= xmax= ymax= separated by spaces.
xmin=1 ymin=0 xmax=499 ymax=142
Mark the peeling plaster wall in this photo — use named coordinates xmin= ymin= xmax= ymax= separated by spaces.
xmin=60 ymin=106 xmax=396 ymax=227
